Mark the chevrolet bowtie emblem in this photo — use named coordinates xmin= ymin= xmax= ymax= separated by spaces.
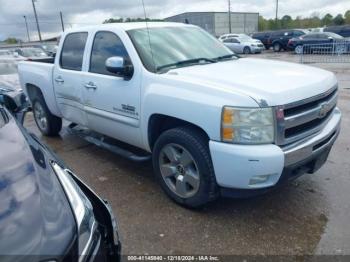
xmin=319 ymin=102 xmax=331 ymax=118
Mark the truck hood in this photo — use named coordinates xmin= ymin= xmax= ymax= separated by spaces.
xmin=172 ymin=58 xmax=337 ymax=106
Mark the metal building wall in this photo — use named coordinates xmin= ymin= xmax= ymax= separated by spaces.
xmin=165 ymin=12 xmax=259 ymax=37
xmin=214 ymin=13 xmax=259 ymax=37
xmin=165 ymin=12 xmax=215 ymax=35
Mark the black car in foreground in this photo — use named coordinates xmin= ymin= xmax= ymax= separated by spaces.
xmin=287 ymin=32 xmax=350 ymax=54
xmin=0 ymin=95 xmax=121 ymax=261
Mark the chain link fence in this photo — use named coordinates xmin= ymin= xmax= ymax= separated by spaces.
xmin=299 ymin=40 xmax=350 ymax=64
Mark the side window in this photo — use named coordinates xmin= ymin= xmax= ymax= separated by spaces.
xmin=90 ymin=31 xmax=130 ymax=76
xmin=231 ymin=38 xmax=240 ymax=43
xmin=60 ymin=32 xmax=88 ymax=71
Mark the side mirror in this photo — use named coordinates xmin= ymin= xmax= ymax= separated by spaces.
xmin=105 ymin=56 xmax=134 ymax=80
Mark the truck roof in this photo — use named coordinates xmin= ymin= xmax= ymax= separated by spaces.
xmin=65 ymin=22 xmax=193 ymax=34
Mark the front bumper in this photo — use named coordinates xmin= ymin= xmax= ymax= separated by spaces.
xmin=209 ymin=108 xmax=341 ymax=192
xmin=251 ymin=46 xmax=263 ymax=53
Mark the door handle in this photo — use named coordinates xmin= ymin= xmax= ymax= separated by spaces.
xmin=55 ymin=76 xmax=64 ymax=83
xmin=84 ymin=82 xmax=97 ymax=90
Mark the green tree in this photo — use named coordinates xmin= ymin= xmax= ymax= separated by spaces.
xmin=322 ymin=13 xmax=333 ymax=26
xmin=345 ymin=10 xmax=350 ymax=24
xmin=281 ymin=15 xmax=292 ymax=28
xmin=5 ymin=37 xmax=18 ymax=44
xmin=333 ymin=14 xmax=345 ymax=25
xmin=103 ymin=17 xmax=164 ymax=24
xmin=258 ymin=15 xmax=268 ymax=31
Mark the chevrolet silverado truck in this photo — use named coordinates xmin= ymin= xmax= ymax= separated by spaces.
xmin=18 ymin=22 xmax=341 ymax=208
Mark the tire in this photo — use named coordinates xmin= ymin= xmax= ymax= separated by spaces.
xmin=32 ymin=94 xmax=62 ymax=136
xmin=243 ymin=46 xmax=251 ymax=54
xmin=335 ymin=45 xmax=346 ymax=55
xmin=273 ymin=42 xmax=281 ymax=52
xmin=295 ymin=45 xmax=303 ymax=54
xmin=152 ymin=126 xmax=218 ymax=208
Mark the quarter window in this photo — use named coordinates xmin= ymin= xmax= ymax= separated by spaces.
xmin=60 ymin=32 xmax=88 ymax=71
xmin=90 ymin=31 xmax=130 ymax=76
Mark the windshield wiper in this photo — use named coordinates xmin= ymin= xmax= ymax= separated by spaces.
xmin=214 ymin=54 xmax=240 ymax=61
xmin=157 ymin=57 xmax=216 ymax=72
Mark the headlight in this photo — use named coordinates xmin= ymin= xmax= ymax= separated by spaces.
xmin=221 ymin=106 xmax=274 ymax=144
xmin=51 ymin=161 xmax=98 ymax=258
xmin=251 ymin=44 xmax=257 ymax=47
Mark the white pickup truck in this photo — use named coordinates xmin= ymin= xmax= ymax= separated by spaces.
xmin=18 ymin=22 xmax=341 ymax=207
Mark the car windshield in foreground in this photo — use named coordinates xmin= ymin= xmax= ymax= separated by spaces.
xmin=128 ymin=26 xmax=235 ymax=73
xmin=0 ymin=62 xmax=17 ymax=75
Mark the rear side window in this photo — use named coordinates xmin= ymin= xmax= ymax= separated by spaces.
xmin=90 ymin=31 xmax=130 ymax=76
xmin=60 ymin=32 xmax=88 ymax=71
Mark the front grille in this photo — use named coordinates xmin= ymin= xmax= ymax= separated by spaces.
xmin=276 ymin=85 xmax=338 ymax=145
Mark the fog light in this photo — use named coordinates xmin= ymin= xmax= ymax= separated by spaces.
xmin=249 ymin=174 xmax=272 ymax=185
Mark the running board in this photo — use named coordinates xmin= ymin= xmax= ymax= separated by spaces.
xmin=67 ymin=123 xmax=151 ymax=162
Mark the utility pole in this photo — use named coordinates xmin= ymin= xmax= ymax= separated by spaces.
xmin=23 ymin=15 xmax=30 ymax=42
xmin=60 ymin=11 xmax=65 ymax=32
xmin=31 ymin=0 xmax=42 ymax=42
xmin=228 ymin=0 xmax=232 ymax=33
xmin=275 ymin=0 xmax=279 ymax=28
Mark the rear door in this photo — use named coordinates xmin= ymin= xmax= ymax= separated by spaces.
xmin=82 ymin=30 xmax=142 ymax=147
xmin=53 ymin=32 xmax=88 ymax=125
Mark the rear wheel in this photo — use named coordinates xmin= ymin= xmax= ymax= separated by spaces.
xmin=152 ymin=126 xmax=218 ymax=208
xmin=32 ymin=95 xmax=62 ymax=136
xmin=273 ymin=42 xmax=281 ymax=52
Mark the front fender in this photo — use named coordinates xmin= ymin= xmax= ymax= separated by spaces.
xmin=140 ymin=77 xmax=258 ymax=151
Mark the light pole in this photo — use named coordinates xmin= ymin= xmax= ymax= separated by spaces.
xmin=275 ymin=0 xmax=279 ymax=28
xmin=228 ymin=0 xmax=232 ymax=33
xmin=31 ymin=0 xmax=42 ymax=41
xmin=23 ymin=15 xmax=30 ymax=42
xmin=60 ymin=11 xmax=65 ymax=32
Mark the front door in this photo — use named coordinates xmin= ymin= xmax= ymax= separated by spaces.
xmin=53 ymin=32 xmax=88 ymax=126
xmin=83 ymin=31 xmax=142 ymax=147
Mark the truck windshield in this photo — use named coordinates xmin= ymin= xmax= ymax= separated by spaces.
xmin=128 ymin=26 xmax=235 ymax=73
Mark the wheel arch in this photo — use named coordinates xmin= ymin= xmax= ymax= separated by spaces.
xmin=147 ymin=114 xmax=210 ymax=151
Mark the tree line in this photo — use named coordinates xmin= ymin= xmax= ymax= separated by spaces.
xmin=259 ymin=10 xmax=350 ymax=31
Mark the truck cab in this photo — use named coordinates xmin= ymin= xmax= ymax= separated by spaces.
xmin=18 ymin=23 xmax=341 ymax=208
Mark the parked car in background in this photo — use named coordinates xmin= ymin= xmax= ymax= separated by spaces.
xmin=267 ymin=29 xmax=308 ymax=52
xmin=325 ymin=25 xmax=350 ymax=38
xmin=222 ymin=35 xmax=264 ymax=54
xmin=0 ymin=98 xmax=121 ymax=261
xmin=34 ymin=43 xmax=59 ymax=57
xmin=18 ymin=22 xmax=341 ymax=208
xmin=0 ymin=61 xmax=29 ymax=122
xmin=288 ymin=32 xmax=349 ymax=54
xmin=251 ymin=31 xmax=272 ymax=49
xmin=218 ymin=33 xmax=239 ymax=41
xmin=0 ymin=49 xmax=25 ymax=62
xmin=14 ymin=47 xmax=51 ymax=60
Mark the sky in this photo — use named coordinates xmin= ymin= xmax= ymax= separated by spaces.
xmin=0 ymin=0 xmax=349 ymax=41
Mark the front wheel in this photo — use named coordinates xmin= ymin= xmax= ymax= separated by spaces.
xmin=32 ymin=95 xmax=62 ymax=136
xmin=152 ymin=127 xmax=218 ymax=208
xmin=243 ymin=46 xmax=251 ymax=54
